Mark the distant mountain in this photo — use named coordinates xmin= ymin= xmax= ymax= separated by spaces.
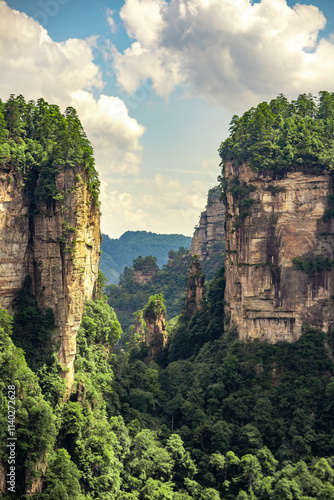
xmin=100 ymin=230 xmax=192 ymax=283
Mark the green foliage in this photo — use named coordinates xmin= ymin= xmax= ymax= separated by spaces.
xmin=0 ymin=307 xmax=56 ymax=496
xmin=105 ymin=247 xmax=191 ymax=333
xmin=262 ymin=184 xmax=286 ymax=195
xmin=39 ymin=449 xmax=82 ymax=500
xmin=56 ymin=299 xmax=124 ymax=499
xmin=12 ymin=276 xmax=57 ymax=372
xmin=0 ymin=94 xmax=99 ymax=205
xmin=169 ymin=266 xmax=225 ymax=361
xmin=133 ymin=255 xmax=159 ymax=272
xmin=322 ymin=194 xmax=334 ymax=221
xmin=292 ymin=256 xmax=334 ymax=275
xmin=100 ymin=231 xmax=192 ymax=284
xmin=107 ymin=265 xmax=334 ymax=499
xmin=219 ymin=92 xmax=334 ymax=176
xmin=143 ymin=294 xmax=166 ymax=321
xmin=225 ymin=176 xmax=257 ymax=228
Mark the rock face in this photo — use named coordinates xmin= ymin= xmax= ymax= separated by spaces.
xmin=0 ymin=462 xmax=5 ymax=496
xmin=190 ymin=186 xmax=225 ymax=260
xmin=133 ymin=267 xmax=157 ymax=285
xmin=0 ymin=165 xmax=100 ymax=387
xmin=143 ymin=301 xmax=168 ymax=362
xmin=224 ymin=161 xmax=334 ymax=342
xmin=185 ymin=261 xmax=205 ymax=318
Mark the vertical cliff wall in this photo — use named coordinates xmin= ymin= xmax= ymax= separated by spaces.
xmin=224 ymin=161 xmax=334 ymax=342
xmin=190 ymin=186 xmax=225 ymax=260
xmin=0 ymin=165 xmax=100 ymax=387
xmin=143 ymin=295 xmax=168 ymax=362
xmin=185 ymin=261 xmax=205 ymax=318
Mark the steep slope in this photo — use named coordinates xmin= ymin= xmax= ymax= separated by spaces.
xmin=0 ymin=96 xmax=100 ymax=388
xmin=190 ymin=186 xmax=225 ymax=260
xmin=219 ymin=93 xmax=334 ymax=342
xmin=224 ymin=162 xmax=334 ymax=342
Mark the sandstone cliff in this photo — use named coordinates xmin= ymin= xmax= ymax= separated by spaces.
xmin=224 ymin=161 xmax=334 ymax=342
xmin=185 ymin=261 xmax=205 ymax=318
xmin=143 ymin=295 xmax=168 ymax=361
xmin=133 ymin=267 xmax=157 ymax=285
xmin=132 ymin=255 xmax=158 ymax=285
xmin=190 ymin=186 xmax=225 ymax=260
xmin=0 ymin=164 xmax=100 ymax=387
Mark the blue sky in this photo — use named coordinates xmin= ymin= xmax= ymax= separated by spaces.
xmin=2 ymin=0 xmax=334 ymax=237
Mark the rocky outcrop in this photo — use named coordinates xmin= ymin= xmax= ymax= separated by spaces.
xmin=133 ymin=256 xmax=158 ymax=285
xmin=0 ymin=462 xmax=5 ymax=495
xmin=0 ymin=165 xmax=100 ymax=388
xmin=190 ymin=186 xmax=225 ymax=260
xmin=185 ymin=261 xmax=205 ymax=318
xmin=133 ymin=310 xmax=146 ymax=342
xmin=133 ymin=267 xmax=157 ymax=285
xmin=143 ymin=297 xmax=168 ymax=361
xmin=224 ymin=161 xmax=334 ymax=342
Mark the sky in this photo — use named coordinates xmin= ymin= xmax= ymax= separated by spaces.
xmin=1 ymin=0 xmax=334 ymax=238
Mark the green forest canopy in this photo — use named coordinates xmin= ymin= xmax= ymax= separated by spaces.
xmin=219 ymin=91 xmax=334 ymax=176
xmin=100 ymin=231 xmax=192 ymax=284
xmin=0 ymin=94 xmax=99 ymax=204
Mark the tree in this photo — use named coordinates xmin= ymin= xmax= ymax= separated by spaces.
xmin=42 ymin=449 xmax=82 ymax=500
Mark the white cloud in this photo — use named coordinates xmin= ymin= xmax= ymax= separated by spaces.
xmin=0 ymin=2 xmax=103 ymax=102
xmin=100 ymin=174 xmax=210 ymax=238
xmin=0 ymin=1 xmax=145 ymax=183
xmin=106 ymin=8 xmax=116 ymax=33
xmin=71 ymin=91 xmax=145 ymax=176
xmin=112 ymin=0 xmax=332 ymax=109
xmin=120 ymin=0 xmax=167 ymax=46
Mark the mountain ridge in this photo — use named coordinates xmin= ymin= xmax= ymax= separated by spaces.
xmin=100 ymin=230 xmax=192 ymax=284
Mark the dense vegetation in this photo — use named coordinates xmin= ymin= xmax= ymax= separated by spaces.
xmin=105 ymin=242 xmax=226 ymax=338
xmin=219 ymin=92 xmax=334 ymax=176
xmin=107 ymin=264 xmax=334 ymax=499
xmin=105 ymin=248 xmax=191 ymax=334
xmin=100 ymin=231 xmax=192 ymax=284
xmin=2 ymin=92 xmax=334 ymax=498
xmin=2 ymin=264 xmax=334 ymax=499
xmin=0 ymin=94 xmax=99 ymax=204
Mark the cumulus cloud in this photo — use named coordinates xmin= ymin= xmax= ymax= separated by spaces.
xmin=0 ymin=1 xmax=102 ymax=102
xmin=100 ymin=173 xmax=212 ymax=238
xmin=0 ymin=0 xmax=145 ymax=177
xmin=112 ymin=0 xmax=333 ymax=109
xmin=71 ymin=91 xmax=145 ymax=176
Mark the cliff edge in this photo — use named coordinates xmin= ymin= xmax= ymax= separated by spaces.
xmin=0 ymin=165 xmax=100 ymax=387
xmin=190 ymin=186 xmax=225 ymax=260
xmin=0 ymin=96 xmax=100 ymax=388
xmin=220 ymin=93 xmax=334 ymax=342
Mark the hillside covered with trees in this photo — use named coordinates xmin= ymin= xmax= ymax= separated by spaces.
xmin=100 ymin=231 xmax=192 ymax=284
xmin=0 ymin=93 xmax=334 ymax=499
xmin=105 ymin=249 xmax=191 ymax=334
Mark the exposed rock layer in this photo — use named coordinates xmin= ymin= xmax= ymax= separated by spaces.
xmin=144 ymin=309 xmax=168 ymax=362
xmin=0 ymin=166 xmax=100 ymax=387
xmin=224 ymin=162 xmax=334 ymax=342
xmin=190 ymin=186 xmax=225 ymax=260
xmin=133 ymin=266 xmax=157 ymax=285
xmin=186 ymin=261 xmax=205 ymax=318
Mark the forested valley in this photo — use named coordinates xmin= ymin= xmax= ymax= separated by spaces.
xmin=0 ymin=93 xmax=334 ymax=499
